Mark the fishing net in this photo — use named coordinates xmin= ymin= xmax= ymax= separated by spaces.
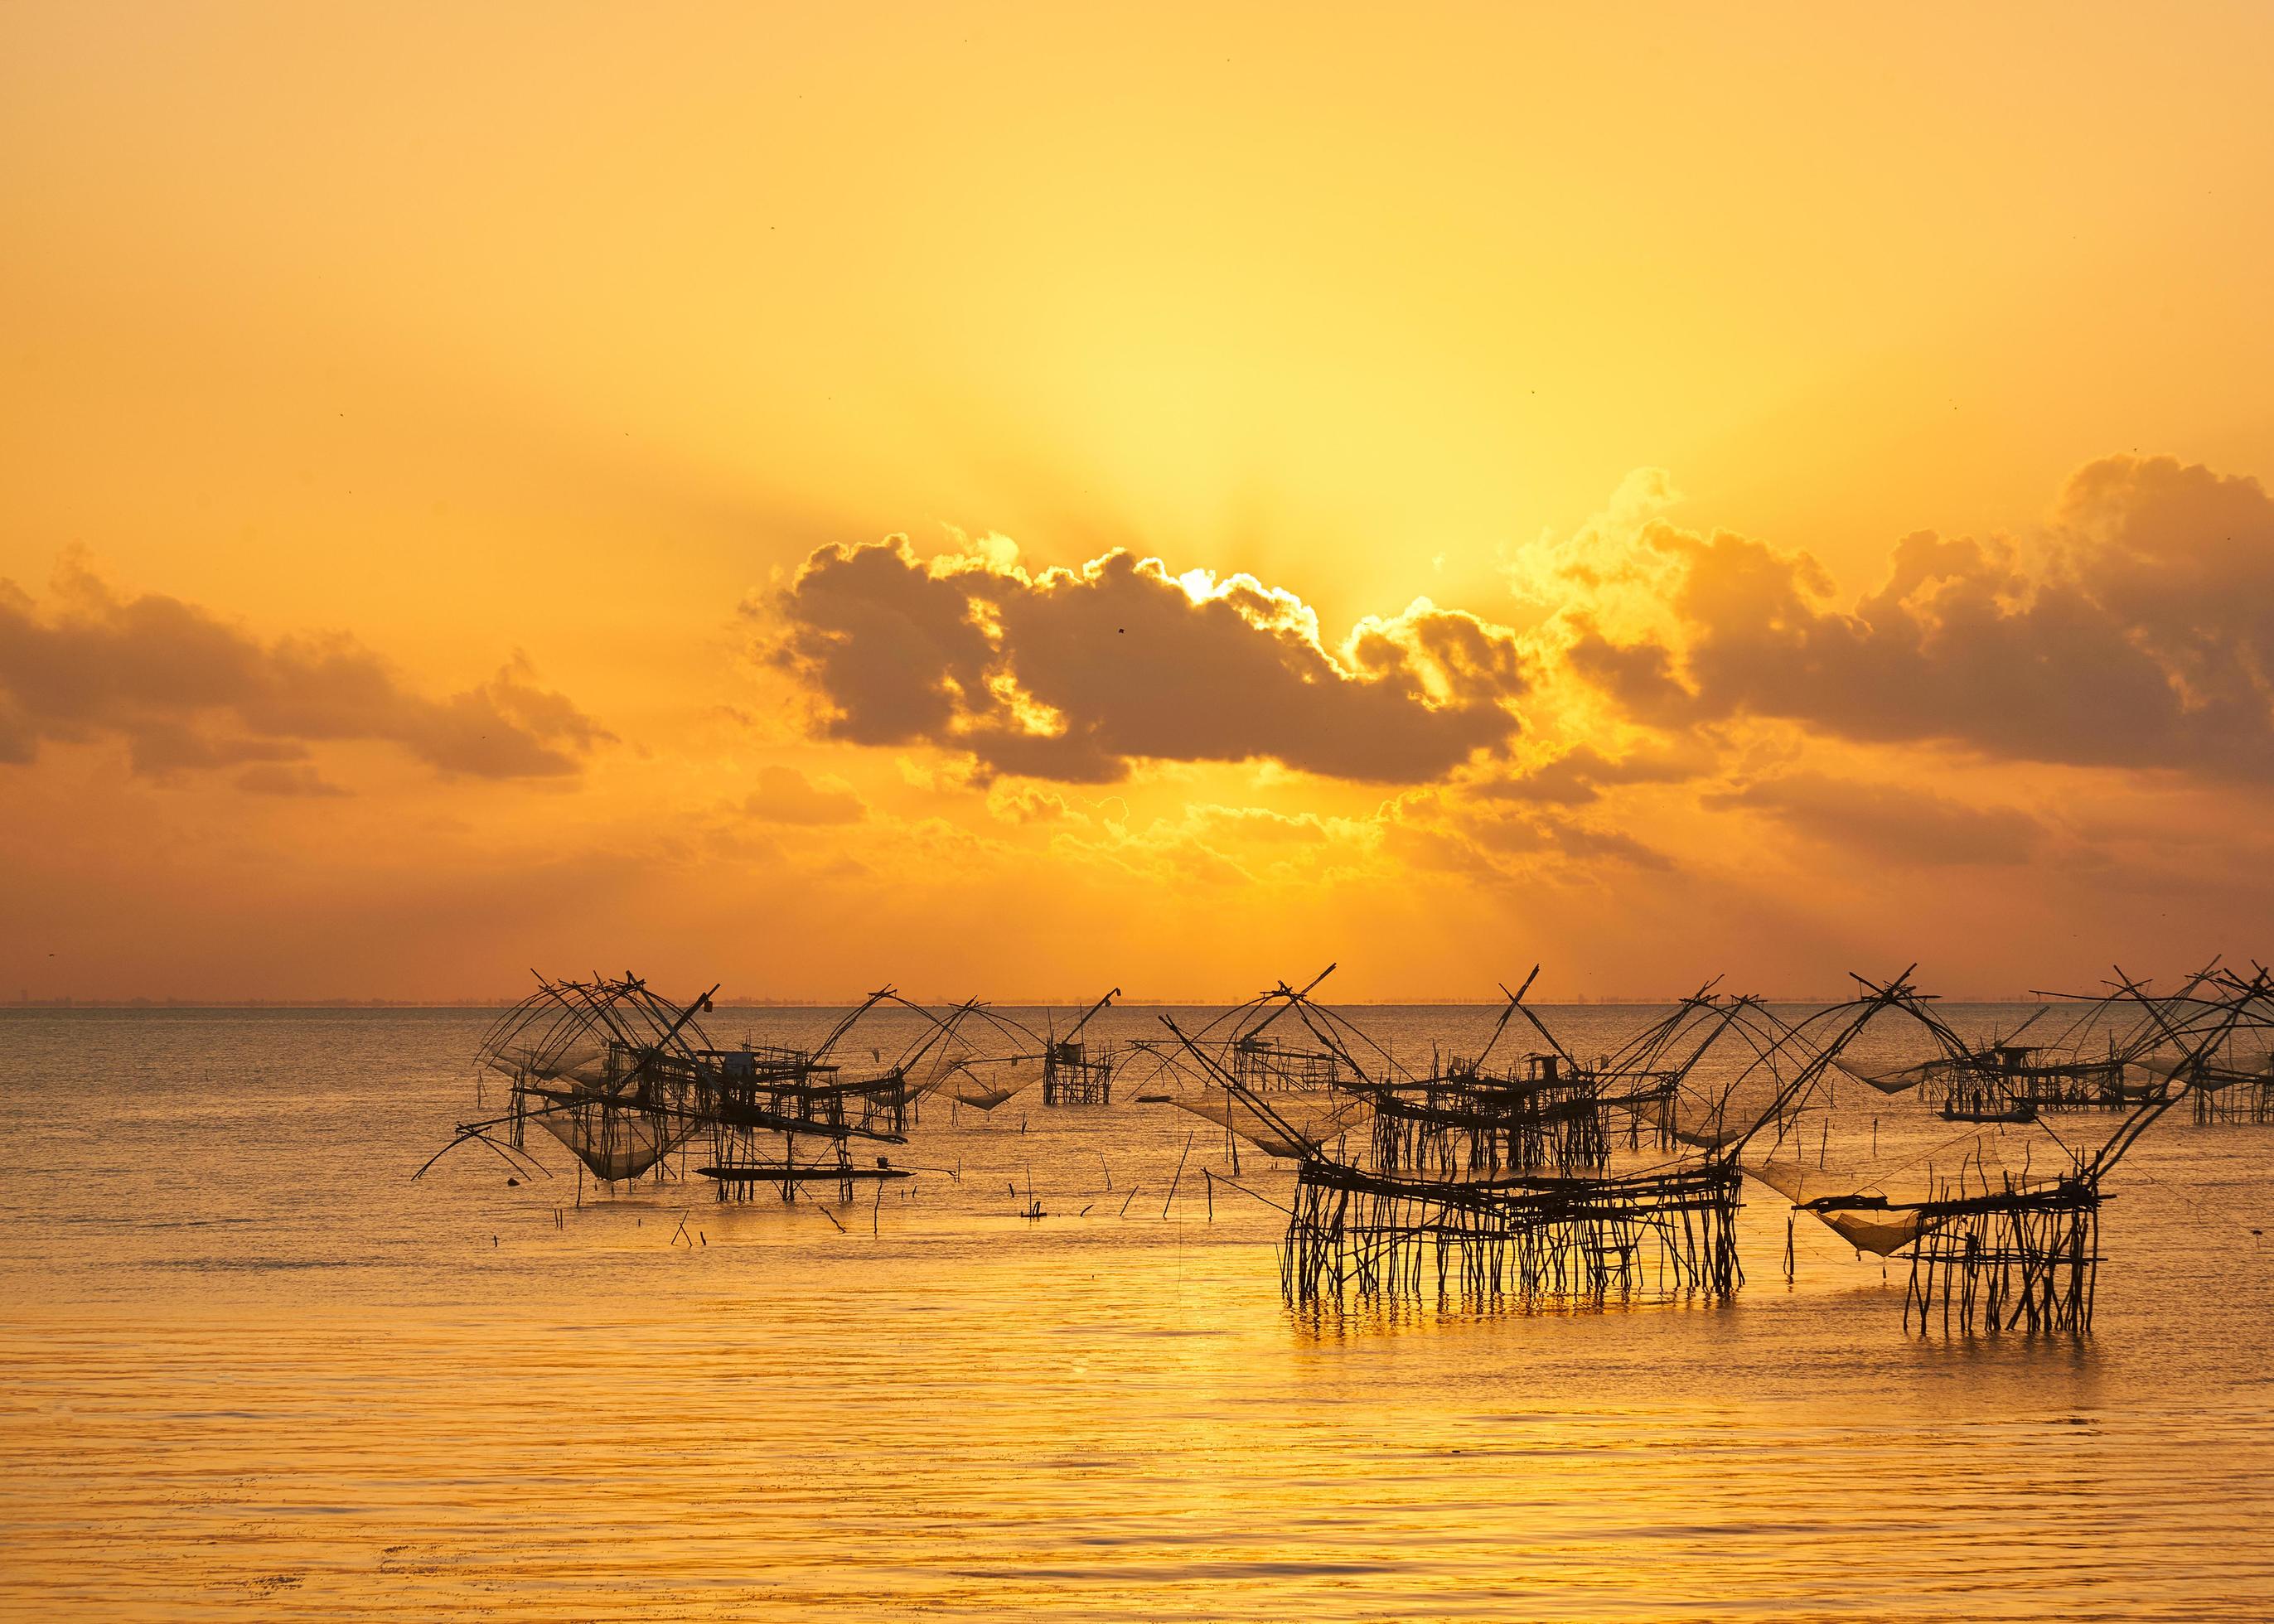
xmin=1830 ymin=1058 xmax=1936 ymax=1095
xmin=531 ymin=1104 xmax=694 ymax=1181
xmin=1817 ymin=1207 xmax=1934 ymax=1255
xmin=1754 ymin=1131 xmax=2080 ymax=1256
xmin=935 ymin=1055 xmax=1040 ymax=1110
xmin=1172 ymin=1089 xmax=1372 ymax=1159
xmin=482 ymin=1042 xmax=610 ymax=1087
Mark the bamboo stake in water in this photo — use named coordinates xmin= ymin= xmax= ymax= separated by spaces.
xmin=1163 ymin=1129 xmax=1196 ymax=1220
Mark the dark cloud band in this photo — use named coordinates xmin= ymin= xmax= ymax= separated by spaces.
xmin=1565 ymin=455 xmax=2274 ymax=780
xmin=760 ymin=540 xmax=1527 ymax=784
xmin=0 ymin=558 xmax=607 ymax=784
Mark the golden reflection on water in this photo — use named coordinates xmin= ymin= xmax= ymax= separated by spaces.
xmin=1 ymin=1007 xmax=2271 ymax=1620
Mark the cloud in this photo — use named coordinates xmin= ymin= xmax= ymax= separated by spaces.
xmin=127 ymin=725 xmax=307 ymax=776
xmin=985 ymin=784 xmax=1081 ymax=824
xmin=235 ymin=763 xmax=351 ymax=797
xmin=1471 ymin=742 xmax=1707 ymax=805
xmin=1016 ymin=797 xmax=1388 ymax=892
xmin=1376 ymin=790 xmax=1674 ymax=882
xmin=1556 ymin=455 xmax=2274 ymax=781
xmin=0 ymin=556 xmax=608 ymax=783
xmin=1461 ymin=805 xmax=1675 ymax=870
xmin=1706 ymin=772 xmax=2044 ymax=867
xmin=742 ymin=763 xmax=866 ymax=825
xmin=757 ymin=537 xmax=1526 ymax=784
xmin=1183 ymin=804 xmax=1332 ymax=843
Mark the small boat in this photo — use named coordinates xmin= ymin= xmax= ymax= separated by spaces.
xmin=1938 ymin=1100 xmax=2037 ymax=1124
xmin=695 ymin=1164 xmax=912 ymax=1183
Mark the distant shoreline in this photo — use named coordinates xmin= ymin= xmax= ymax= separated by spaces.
xmin=2 ymin=993 xmax=2051 ymax=1010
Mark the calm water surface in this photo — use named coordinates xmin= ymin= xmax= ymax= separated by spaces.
xmin=2 ymin=1005 xmax=2270 ymax=1621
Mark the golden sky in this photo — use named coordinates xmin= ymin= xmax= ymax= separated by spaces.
xmin=4 ymin=2 xmax=2272 ymax=1001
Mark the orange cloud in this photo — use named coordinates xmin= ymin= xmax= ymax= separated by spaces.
xmin=235 ymin=762 xmax=351 ymax=798
xmin=759 ymin=539 xmax=1526 ymax=784
xmin=0 ymin=557 xmax=607 ymax=784
xmin=1706 ymin=772 xmax=2044 ymax=868
xmin=1560 ymin=456 xmax=2274 ymax=781
xmin=1470 ymin=742 xmax=1710 ymax=806
xmin=741 ymin=764 xmax=865 ymax=825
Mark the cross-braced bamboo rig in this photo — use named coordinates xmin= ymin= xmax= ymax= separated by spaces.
xmin=1333 ymin=970 xmax=1733 ymax=1177
xmin=1040 ymin=988 xmax=1120 ymax=1106
xmin=1828 ymin=969 xmax=2236 ymax=1122
xmin=1152 ymin=968 xmax=1932 ymax=1311
xmin=1763 ymin=964 xmax=2274 ymax=1334
xmin=2127 ymin=964 xmax=2274 ymax=1126
xmin=412 ymin=960 xmax=2267 ymax=1339
xmin=689 ymin=986 xmax=941 ymax=1201
xmin=416 ymin=974 xmax=1074 ymax=1201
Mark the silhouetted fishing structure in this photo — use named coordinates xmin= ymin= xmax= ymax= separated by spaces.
xmin=1154 ymin=969 xmax=1928 ymax=1310
xmin=1041 ymin=988 xmax=1120 ymax=1106
xmin=419 ymin=974 xmax=1006 ymax=1201
xmin=2191 ymin=1051 xmax=2274 ymax=1125
xmin=2126 ymin=964 xmax=2274 ymax=1126
xmin=1333 ymin=971 xmax=1738 ymax=1177
xmin=690 ymin=986 xmax=959 ymax=1199
xmin=1922 ymin=1022 xmax=2132 ymax=1120
xmin=412 ymin=959 xmax=2271 ymax=1339
xmin=1211 ymin=966 xmax=1351 ymax=1092
xmin=1765 ymin=964 xmax=2274 ymax=1333
xmin=1347 ymin=971 xmax=1591 ymax=1177
xmin=460 ymin=974 xmax=718 ymax=1185
xmin=1832 ymin=977 xmax=2214 ymax=1122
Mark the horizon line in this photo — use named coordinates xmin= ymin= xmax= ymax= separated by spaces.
xmin=1 ymin=990 xmax=2057 ymax=1010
